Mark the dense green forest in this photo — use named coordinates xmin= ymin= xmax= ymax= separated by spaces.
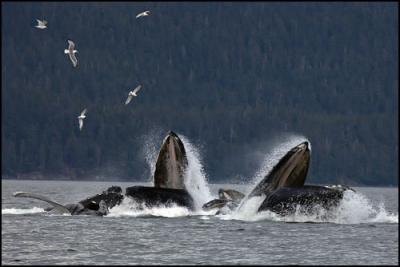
xmin=2 ymin=2 xmax=398 ymax=186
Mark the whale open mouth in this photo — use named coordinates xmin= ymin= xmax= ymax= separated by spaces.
xmin=153 ymin=131 xmax=188 ymax=190
xmin=249 ymin=141 xmax=311 ymax=198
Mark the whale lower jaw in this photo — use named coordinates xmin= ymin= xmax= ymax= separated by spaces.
xmin=125 ymin=186 xmax=194 ymax=210
xmin=257 ymin=185 xmax=346 ymax=215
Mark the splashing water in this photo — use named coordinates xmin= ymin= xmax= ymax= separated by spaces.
xmin=140 ymin=130 xmax=164 ymax=183
xmin=2 ymin=207 xmax=45 ymax=215
xmin=218 ymin=195 xmax=267 ymax=221
xmin=180 ymin=135 xmax=214 ymax=211
xmin=331 ymin=190 xmax=398 ymax=224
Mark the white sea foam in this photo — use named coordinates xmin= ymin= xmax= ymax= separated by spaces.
xmin=106 ymin=197 xmax=191 ymax=218
xmin=180 ymin=135 xmax=214 ymax=211
xmin=217 ymin=195 xmax=267 ymax=221
xmin=107 ymin=192 xmax=216 ymax=218
xmin=2 ymin=207 xmax=45 ymax=215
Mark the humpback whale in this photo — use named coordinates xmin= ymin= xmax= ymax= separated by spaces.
xmin=203 ymin=141 xmax=354 ymax=215
xmin=202 ymin=189 xmax=245 ymax=211
xmin=14 ymin=132 xmax=195 ymax=215
xmin=124 ymin=131 xmax=194 ymax=209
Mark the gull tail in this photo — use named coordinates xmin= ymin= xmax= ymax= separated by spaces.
xmin=13 ymin=192 xmax=71 ymax=214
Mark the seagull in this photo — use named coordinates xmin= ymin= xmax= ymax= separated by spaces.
xmin=125 ymin=85 xmax=142 ymax=105
xmin=78 ymin=108 xmax=87 ymax=131
xmin=136 ymin=10 xmax=150 ymax=19
xmin=35 ymin=19 xmax=47 ymax=29
xmin=64 ymin=40 xmax=78 ymax=67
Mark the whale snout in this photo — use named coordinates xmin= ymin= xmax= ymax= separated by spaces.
xmin=298 ymin=141 xmax=309 ymax=150
xmin=168 ymin=131 xmax=179 ymax=139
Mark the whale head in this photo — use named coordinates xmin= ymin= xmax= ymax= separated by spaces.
xmin=153 ymin=131 xmax=188 ymax=190
xmin=249 ymin=141 xmax=311 ymax=197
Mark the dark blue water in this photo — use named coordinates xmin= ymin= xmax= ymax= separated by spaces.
xmin=2 ymin=180 xmax=398 ymax=265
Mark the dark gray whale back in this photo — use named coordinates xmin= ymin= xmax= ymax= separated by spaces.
xmin=78 ymin=186 xmax=123 ymax=212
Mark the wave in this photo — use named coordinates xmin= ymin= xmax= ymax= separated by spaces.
xmin=2 ymin=207 xmax=45 ymax=215
xmin=4 ymin=190 xmax=397 ymax=224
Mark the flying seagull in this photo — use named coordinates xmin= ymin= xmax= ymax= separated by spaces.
xmin=78 ymin=108 xmax=87 ymax=131
xmin=136 ymin=11 xmax=150 ymax=19
xmin=125 ymin=85 xmax=142 ymax=105
xmin=35 ymin=19 xmax=47 ymax=29
xmin=64 ymin=40 xmax=78 ymax=67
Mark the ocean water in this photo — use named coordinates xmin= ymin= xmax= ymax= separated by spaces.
xmin=1 ymin=179 xmax=398 ymax=265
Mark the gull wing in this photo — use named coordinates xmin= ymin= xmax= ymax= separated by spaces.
xmin=81 ymin=108 xmax=87 ymax=116
xmin=69 ymin=53 xmax=78 ymax=67
xmin=133 ymin=85 xmax=142 ymax=94
xmin=68 ymin=40 xmax=75 ymax=50
xmin=79 ymin=118 xmax=84 ymax=130
xmin=43 ymin=20 xmax=48 ymax=25
xmin=36 ymin=19 xmax=42 ymax=25
xmin=136 ymin=11 xmax=149 ymax=18
xmin=13 ymin=192 xmax=71 ymax=214
xmin=125 ymin=94 xmax=133 ymax=105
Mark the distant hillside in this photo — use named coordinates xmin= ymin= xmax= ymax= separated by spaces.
xmin=2 ymin=2 xmax=398 ymax=185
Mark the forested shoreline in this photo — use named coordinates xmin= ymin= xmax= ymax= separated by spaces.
xmin=2 ymin=2 xmax=398 ymax=186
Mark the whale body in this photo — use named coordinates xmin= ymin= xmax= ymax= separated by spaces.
xmin=14 ymin=186 xmax=124 ymax=216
